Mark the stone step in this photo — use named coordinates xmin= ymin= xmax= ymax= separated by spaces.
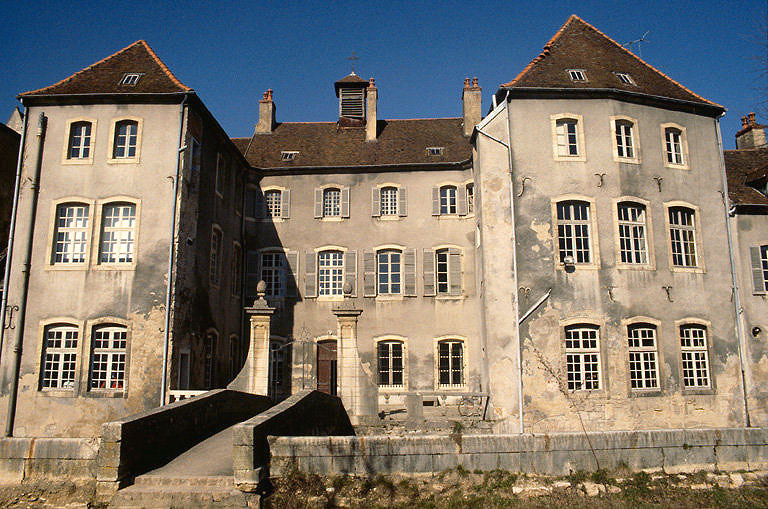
xmin=109 ymin=484 xmax=250 ymax=508
xmin=133 ymin=474 xmax=234 ymax=488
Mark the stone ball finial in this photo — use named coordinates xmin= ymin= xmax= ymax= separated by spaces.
xmin=343 ymin=282 xmax=353 ymax=296
xmin=256 ymin=280 xmax=267 ymax=296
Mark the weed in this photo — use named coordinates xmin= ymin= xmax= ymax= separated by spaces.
xmin=591 ymin=469 xmax=613 ymax=486
xmin=567 ymin=470 xmax=589 ymax=485
xmin=455 ymin=464 xmax=470 ymax=478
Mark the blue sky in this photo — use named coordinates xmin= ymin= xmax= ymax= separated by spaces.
xmin=1 ymin=1 xmax=765 ymax=148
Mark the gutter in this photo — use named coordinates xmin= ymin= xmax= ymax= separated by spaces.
xmin=257 ymin=159 xmax=472 ymax=175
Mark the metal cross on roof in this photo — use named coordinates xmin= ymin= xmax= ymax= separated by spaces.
xmin=347 ymin=51 xmax=359 ymax=74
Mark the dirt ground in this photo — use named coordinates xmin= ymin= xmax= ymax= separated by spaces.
xmin=0 ymin=480 xmax=98 ymax=508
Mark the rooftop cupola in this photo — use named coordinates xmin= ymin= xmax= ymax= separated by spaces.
xmin=334 ymin=72 xmax=369 ymax=127
xmin=736 ymin=112 xmax=767 ymax=149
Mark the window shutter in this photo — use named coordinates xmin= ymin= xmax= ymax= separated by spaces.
xmin=431 ymin=187 xmax=440 ymax=216
xmin=304 ymin=252 xmax=316 ymax=298
xmin=285 ymin=251 xmax=299 ymax=297
xmin=449 ymin=248 xmax=462 ymax=296
xmin=399 ymin=187 xmax=408 ymax=217
xmin=750 ymin=247 xmax=766 ymax=294
xmin=423 ymin=249 xmax=436 ymax=296
xmin=341 ymin=187 xmax=350 ymax=218
xmin=345 ymin=250 xmax=357 ymax=296
xmin=458 ymin=185 xmax=468 ymax=216
xmin=281 ymin=189 xmax=291 ymax=219
xmin=314 ymin=189 xmax=323 ymax=218
xmin=371 ymin=188 xmax=380 ymax=217
xmin=245 ymin=250 xmax=260 ymax=301
xmin=254 ymin=192 xmax=266 ymax=219
xmin=363 ymin=250 xmax=376 ymax=297
xmin=404 ymin=248 xmax=416 ymax=296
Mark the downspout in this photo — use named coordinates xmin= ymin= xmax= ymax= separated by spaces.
xmin=160 ymin=93 xmax=190 ymax=406
xmin=5 ymin=112 xmax=46 ymax=437
xmin=715 ymin=116 xmax=751 ymax=427
xmin=239 ymin=170 xmax=247 ymax=373
xmin=0 ymin=103 xmax=28 ymax=362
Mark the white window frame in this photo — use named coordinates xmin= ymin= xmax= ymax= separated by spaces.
xmin=660 ymin=123 xmax=689 ymax=170
xmin=98 ymin=201 xmax=137 ymax=266
xmin=52 ymin=202 xmax=91 ymax=266
xmin=678 ymin=321 xmax=712 ymax=390
xmin=626 ymin=322 xmax=660 ymax=392
xmin=62 ymin=118 xmax=96 ymax=164
xmin=259 ymin=249 xmax=287 ymax=298
xmin=614 ymin=72 xmax=635 ymax=85
xmin=664 ymin=202 xmax=704 ymax=273
xmin=317 ymin=249 xmax=344 ymax=298
xmin=39 ymin=321 xmax=82 ymax=392
xmin=434 ymin=336 xmax=467 ymax=390
xmin=551 ymin=113 xmax=586 ymax=162
xmin=553 ymin=197 xmax=599 ymax=269
xmin=380 ymin=186 xmax=399 ymax=216
xmin=376 ymin=338 xmax=406 ymax=389
xmin=614 ymin=198 xmax=654 ymax=270
xmin=209 ymin=225 xmax=223 ymax=287
xmin=119 ymin=72 xmax=143 ymax=86
xmin=88 ymin=324 xmax=128 ymax=392
xmin=465 ymin=182 xmax=475 ymax=215
xmin=563 ymin=323 xmax=602 ymax=392
xmin=566 ymin=69 xmax=587 ymax=82
xmin=323 ymin=187 xmax=342 ymax=218
xmin=439 ymin=185 xmax=458 ymax=215
xmin=611 ymin=115 xmax=640 ymax=163
xmin=204 ymin=329 xmax=218 ymax=390
xmin=108 ymin=117 xmax=142 ymax=163
xmin=377 ymin=249 xmax=403 ymax=296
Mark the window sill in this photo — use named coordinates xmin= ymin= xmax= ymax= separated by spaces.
xmin=46 ymin=263 xmax=89 ymax=271
xmin=375 ymin=294 xmax=404 ymax=302
xmin=377 ymin=215 xmax=402 ymax=221
xmin=434 ymin=214 xmax=465 ymax=220
xmin=378 ymin=385 xmax=406 ymax=392
xmin=435 ymin=294 xmax=464 ymax=301
xmin=92 ymin=263 xmax=136 ymax=271
xmin=319 ymin=216 xmax=345 ymax=222
xmin=681 ymin=387 xmax=715 ymax=396
xmin=670 ymin=266 xmax=705 ymax=274
xmin=629 ymin=389 xmax=663 ymax=398
xmin=614 ymin=156 xmax=641 ymax=165
xmin=616 ymin=263 xmax=656 ymax=271
xmin=107 ymin=157 xmax=140 ymax=165
xmin=317 ymin=295 xmax=344 ymax=302
xmin=85 ymin=390 xmax=126 ymax=398
xmin=39 ymin=389 xmax=77 ymax=397
xmin=556 ymin=264 xmax=600 ymax=272
xmin=61 ymin=158 xmax=94 ymax=166
xmin=553 ymin=154 xmax=587 ymax=163
xmin=436 ymin=385 xmax=468 ymax=391
xmin=664 ymin=163 xmax=690 ymax=171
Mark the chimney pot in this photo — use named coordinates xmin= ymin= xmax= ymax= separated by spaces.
xmin=742 ymin=116 xmax=749 ymax=128
xmin=749 ymin=112 xmax=757 ymax=125
xmin=368 ymin=77 xmax=375 ymax=88
xmin=255 ymin=89 xmax=276 ymax=134
xmin=464 ymin=77 xmax=471 ymax=89
xmin=462 ymin=78 xmax=482 ymax=137
xmin=472 ymin=77 xmax=479 ymax=88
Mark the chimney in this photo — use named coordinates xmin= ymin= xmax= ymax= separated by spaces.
xmin=736 ymin=111 xmax=767 ymax=149
xmin=254 ymin=89 xmax=276 ymax=134
xmin=366 ymin=78 xmax=377 ymax=142
xmin=462 ymin=77 xmax=482 ymax=137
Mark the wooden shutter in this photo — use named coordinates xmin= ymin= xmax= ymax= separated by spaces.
xmin=449 ymin=248 xmax=462 ymax=296
xmin=750 ymin=246 xmax=766 ymax=294
xmin=313 ymin=188 xmax=323 ymax=218
xmin=304 ymin=251 xmax=317 ymax=297
xmin=363 ymin=250 xmax=376 ymax=297
xmin=431 ymin=187 xmax=440 ymax=216
xmin=458 ymin=185 xmax=468 ymax=216
xmin=254 ymin=192 xmax=266 ymax=219
xmin=423 ymin=249 xmax=436 ymax=296
xmin=245 ymin=188 xmax=255 ymax=218
xmin=285 ymin=251 xmax=299 ymax=297
xmin=404 ymin=248 xmax=416 ymax=296
xmin=398 ymin=187 xmax=408 ymax=217
xmin=371 ymin=188 xmax=381 ymax=217
xmin=341 ymin=187 xmax=350 ymax=218
xmin=345 ymin=250 xmax=357 ymax=296
xmin=281 ymin=189 xmax=291 ymax=219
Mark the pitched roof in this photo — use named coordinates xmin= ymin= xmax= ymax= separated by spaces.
xmin=236 ymin=118 xmax=471 ymax=170
xmin=724 ymin=148 xmax=768 ymax=206
xmin=502 ymin=15 xmax=720 ymax=108
xmin=20 ymin=40 xmax=191 ymax=97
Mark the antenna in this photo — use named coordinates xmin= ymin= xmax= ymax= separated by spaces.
xmin=625 ymin=31 xmax=650 ymax=58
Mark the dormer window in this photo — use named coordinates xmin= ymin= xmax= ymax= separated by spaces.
xmin=280 ymin=151 xmax=298 ymax=161
xmin=615 ymin=72 xmax=635 ymax=85
xmin=427 ymin=147 xmax=444 ymax=156
xmin=567 ymin=69 xmax=587 ymax=82
xmin=119 ymin=73 xmax=143 ymax=86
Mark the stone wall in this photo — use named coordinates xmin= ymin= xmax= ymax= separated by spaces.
xmin=0 ymin=437 xmax=98 ymax=483
xmin=269 ymin=428 xmax=768 ymax=476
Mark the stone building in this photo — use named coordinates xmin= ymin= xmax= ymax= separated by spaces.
xmin=0 ymin=121 xmax=21 ymax=299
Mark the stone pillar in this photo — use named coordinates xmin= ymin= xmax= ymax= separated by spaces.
xmin=229 ymin=282 xmax=275 ymax=395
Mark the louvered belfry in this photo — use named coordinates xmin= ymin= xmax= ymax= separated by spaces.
xmin=334 ymin=72 xmax=368 ymax=125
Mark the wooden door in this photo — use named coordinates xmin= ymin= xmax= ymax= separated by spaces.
xmin=317 ymin=340 xmax=337 ymax=396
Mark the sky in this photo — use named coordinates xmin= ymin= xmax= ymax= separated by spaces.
xmin=1 ymin=1 xmax=766 ymax=148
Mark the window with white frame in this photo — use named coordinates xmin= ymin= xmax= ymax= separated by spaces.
xmin=260 ymin=251 xmax=285 ymax=298
xmin=557 ymin=201 xmax=591 ymax=264
xmin=665 ymin=127 xmax=684 ymax=165
xmin=439 ymin=185 xmax=457 ymax=215
xmin=119 ymin=73 xmax=143 ymax=86
xmin=567 ymin=69 xmax=587 ymax=81
xmin=377 ymin=340 xmax=404 ymax=387
xmin=680 ymin=325 xmax=710 ymax=388
xmin=89 ymin=325 xmax=127 ymax=390
xmin=41 ymin=325 xmax=78 ymax=390
xmin=615 ymin=72 xmax=634 ymax=85
xmin=204 ymin=331 xmax=217 ymax=390
xmin=210 ymin=227 xmax=222 ymax=286
xmin=100 ymin=203 xmax=136 ymax=264
xmin=113 ymin=120 xmax=138 ymax=158
xmin=380 ymin=187 xmax=398 ymax=216
xmin=264 ymin=190 xmax=282 ymax=217
xmin=751 ymin=245 xmax=768 ymax=293
xmin=53 ymin=204 xmax=89 ymax=264
xmin=564 ymin=325 xmax=601 ymax=391
xmin=231 ymin=243 xmax=242 ymax=297
xmin=318 ymin=250 xmax=343 ymax=296
xmin=556 ymin=119 xmax=579 ymax=156
xmin=618 ymin=202 xmax=648 ymax=264
xmin=323 ymin=188 xmax=341 ymax=217
xmin=437 ymin=339 xmax=464 ymax=387
xmin=627 ymin=324 xmax=659 ymax=390
xmin=615 ymin=120 xmax=635 ymax=159
xmin=466 ymin=183 xmax=474 ymax=214
xmin=377 ymin=249 xmax=402 ymax=295
xmin=435 ymin=249 xmax=449 ymax=294
xmin=67 ymin=121 xmax=92 ymax=159
xmin=669 ymin=207 xmax=698 ymax=267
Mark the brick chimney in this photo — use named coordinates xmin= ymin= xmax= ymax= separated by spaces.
xmin=254 ymin=89 xmax=276 ymax=134
xmin=366 ymin=78 xmax=377 ymax=142
xmin=462 ymin=77 xmax=482 ymax=137
xmin=736 ymin=111 xmax=767 ymax=149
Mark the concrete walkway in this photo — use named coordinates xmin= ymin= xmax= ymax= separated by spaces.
xmin=144 ymin=425 xmax=236 ymax=478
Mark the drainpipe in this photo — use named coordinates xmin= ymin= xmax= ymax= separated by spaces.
xmin=715 ymin=116 xmax=751 ymax=427
xmin=5 ymin=112 xmax=46 ymax=437
xmin=160 ymin=93 xmax=190 ymax=406
xmin=0 ymin=103 xmax=28 ymax=363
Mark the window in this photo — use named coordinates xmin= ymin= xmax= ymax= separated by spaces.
xmin=440 ymin=186 xmax=457 ymax=215
xmin=615 ymin=120 xmax=635 ymax=159
xmin=41 ymin=325 xmax=78 ymax=390
xmin=247 ymin=188 xmax=290 ymax=220
xmin=466 ymin=183 xmax=474 ymax=214
xmin=210 ymin=227 xmax=222 ymax=286
xmin=113 ymin=120 xmax=138 ymax=159
xmin=750 ymin=245 xmax=768 ymax=294
xmin=269 ymin=341 xmax=285 ymax=393
xmin=323 ymin=188 xmax=341 ymax=217
xmin=627 ymin=324 xmax=659 ymax=390
xmin=669 ymin=207 xmax=697 ymax=267
xmin=665 ymin=127 xmax=684 ymax=165
xmin=53 ymin=204 xmax=89 ymax=264
xmin=89 ymin=325 xmax=127 ymax=390
xmin=567 ymin=69 xmax=587 ymax=81
xmin=100 ymin=203 xmax=136 ymax=264
xmin=377 ymin=249 xmax=402 ymax=295
xmin=424 ymin=247 xmax=461 ymax=297
xmin=557 ymin=201 xmax=591 ymax=264
xmin=67 ymin=121 xmax=92 ymax=159
xmin=265 ymin=190 xmax=282 ymax=218
xmin=437 ymin=340 xmax=464 ymax=387
xmin=380 ymin=187 xmax=398 ymax=216
xmin=564 ymin=325 xmax=601 ymax=391
xmin=231 ymin=243 xmax=242 ymax=297
xmin=618 ymin=202 xmax=648 ymax=264
xmin=318 ymin=250 xmax=343 ymax=296
xmin=377 ymin=340 xmax=404 ymax=387
xmin=215 ymin=153 xmax=225 ymax=197
xmin=280 ymin=151 xmax=298 ymax=161
xmin=119 ymin=73 xmax=142 ymax=86
xmin=204 ymin=331 xmax=217 ymax=390
xmin=680 ymin=325 xmax=710 ymax=388
xmin=260 ymin=251 xmax=285 ymax=298
xmin=556 ymin=119 xmax=579 ymax=156
xmin=436 ymin=249 xmax=450 ymax=294
xmin=427 ymin=147 xmax=444 ymax=156
xmin=615 ymin=72 xmax=634 ymax=85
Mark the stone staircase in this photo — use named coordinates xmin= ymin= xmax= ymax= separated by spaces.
xmin=108 ymin=474 xmax=254 ymax=508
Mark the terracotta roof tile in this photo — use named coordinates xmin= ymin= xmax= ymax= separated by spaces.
xmin=20 ymin=40 xmax=191 ymax=97
xmin=724 ymin=148 xmax=768 ymax=205
xmin=503 ymin=15 xmax=720 ymax=108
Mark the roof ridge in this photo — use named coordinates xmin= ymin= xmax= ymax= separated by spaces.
xmin=504 ymin=14 xmax=578 ymax=86
xmin=138 ymin=40 xmax=191 ymax=91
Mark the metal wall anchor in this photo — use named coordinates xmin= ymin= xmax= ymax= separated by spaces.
xmin=594 ymin=173 xmax=606 ymax=187
xmin=662 ymin=286 xmax=674 ymax=302
xmin=518 ymin=176 xmax=531 ymax=197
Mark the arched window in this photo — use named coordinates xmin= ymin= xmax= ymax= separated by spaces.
xmin=89 ymin=325 xmax=127 ymax=390
xmin=100 ymin=203 xmax=136 ymax=264
xmin=680 ymin=324 xmax=710 ymax=388
xmin=318 ymin=250 xmax=343 ymax=296
xmin=377 ymin=249 xmax=402 ymax=295
xmin=377 ymin=340 xmax=404 ymax=387
xmin=67 ymin=121 xmax=92 ymax=159
xmin=556 ymin=200 xmax=591 ymax=264
xmin=664 ymin=127 xmax=684 ymax=165
xmin=627 ymin=323 xmax=659 ymax=390
xmin=323 ymin=188 xmax=341 ymax=217
xmin=439 ymin=185 xmax=457 ymax=215
xmin=380 ymin=187 xmax=398 ymax=216
xmin=617 ymin=202 xmax=648 ymax=264
xmin=41 ymin=324 xmax=79 ymax=390
xmin=615 ymin=120 xmax=635 ymax=158
xmin=556 ymin=118 xmax=579 ymax=156
xmin=437 ymin=339 xmax=464 ymax=387
xmin=564 ymin=324 xmax=600 ymax=390
xmin=668 ymin=206 xmax=697 ymax=267
xmin=53 ymin=203 xmax=90 ymax=264
xmin=113 ymin=120 xmax=138 ymax=158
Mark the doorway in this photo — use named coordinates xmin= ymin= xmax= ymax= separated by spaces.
xmin=317 ymin=340 xmax=337 ymax=396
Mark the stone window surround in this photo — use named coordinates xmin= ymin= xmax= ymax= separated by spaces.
xmin=559 ymin=317 xmax=608 ymax=395
xmin=314 ymin=245 xmax=348 ymax=302
xmin=663 ymin=200 xmax=705 ymax=274
xmin=46 ymin=197 xmax=94 ymax=271
xmin=92 ymin=197 xmax=141 ymax=271
xmin=374 ymin=335 xmax=408 ymax=391
xmin=432 ymin=181 xmax=470 ymax=218
xmin=372 ymin=182 xmax=406 ymax=220
xmin=373 ymin=243 xmax=407 ymax=301
xmin=430 ymin=244 xmax=464 ymax=300
xmin=660 ymin=122 xmax=690 ymax=170
xmin=464 ymin=179 xmax=476 ymax=217
xmin=610 ymin=115 xmax=641 ymax=164
xmin=621 ymin=316 xmax=664 ymax=397
xmin=674 ymin=317 xmax=716 ymax=396
xmin=256 ymin=246 xmax=298 ymax=300
xmin=244 ymin=185 xmax=290 ymax=222
xmin=550 ymin=113 xmax=587 ymax=162
xmin=612 ymin=196 xmax=656 ymax=271
xmin=209 ymin=224 xmax=223 ymax=289
xmin=177 ymin=346 xmax=191 ymax=390
xmin=204 ymin=327 xmax=219 ymax=390
xmin=433 ymin=335 xmax=468 ymax=391
xmin=316 ymin=183 xmax=348 ymax=221
xmin=107 ymin=116 xmax=143 ymax=164
xmin=61 ymin=117 xmax=97 ymax=165
xmin=550 ymin=194 xmax=601 ymax=272
xmin=85 ymin=317 xmax=131 ymax=398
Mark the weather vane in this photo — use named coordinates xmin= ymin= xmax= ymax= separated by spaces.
xmin=347 ymin=51 xmax=359 ymax=74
